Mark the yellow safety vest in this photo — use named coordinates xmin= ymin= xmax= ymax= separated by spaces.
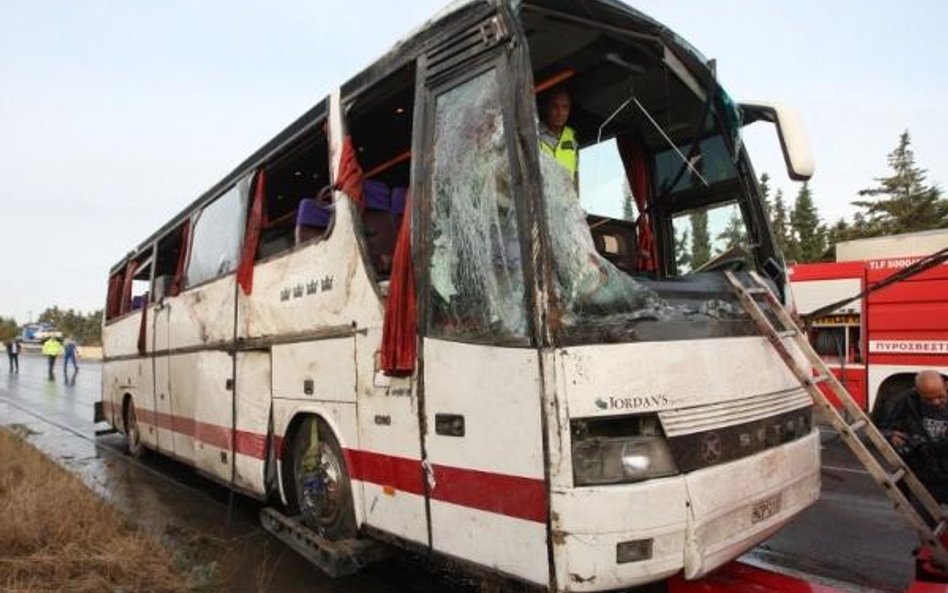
xmin=540 ymin=125 xmax=578 ymax=181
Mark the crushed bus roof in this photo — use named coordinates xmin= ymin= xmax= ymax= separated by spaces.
xmin=111 ymin=0 xmax=708 ymax=273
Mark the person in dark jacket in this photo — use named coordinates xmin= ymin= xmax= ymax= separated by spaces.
xmin=876 ymin=370 xmax=948 ymax=502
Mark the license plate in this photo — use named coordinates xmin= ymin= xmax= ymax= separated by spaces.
xmin=751 ymin=493 xmax=782 ymax=523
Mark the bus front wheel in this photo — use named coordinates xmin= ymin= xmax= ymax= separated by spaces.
xmin=290 ymin=417 xmax=357 ymax=540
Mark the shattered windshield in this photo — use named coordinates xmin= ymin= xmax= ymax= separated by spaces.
xmin=428 ymin=69 xmax=529 ymax=343
xmin=539 ymin=150 xmax=754 ymax=344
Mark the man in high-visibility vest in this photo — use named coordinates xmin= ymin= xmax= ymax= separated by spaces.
xmin=41 ymin=337 xmax=63 ymax=380
xmin=538 ymin=86 xmax=578 ymax=186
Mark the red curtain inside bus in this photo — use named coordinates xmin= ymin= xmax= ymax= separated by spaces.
xmin=336 ymin=135 xmax=365 ymax=209
xmin=238 ymin=170 xmax=266 ymax=295
xmin=617 ymin=135 xmax=657 ymax=273
xmin=120 ymin=260 xmax=139 ymax=316
xmin=106 ymin=274 xmax=123 ymax=320
xmin=170 ymin=220 xmax=191 ymax=297
xmin=381 ymin=193 xmax=416 ymax=375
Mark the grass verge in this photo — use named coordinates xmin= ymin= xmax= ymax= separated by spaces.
xmin=0 ymin=426 xmax=206 ymax=593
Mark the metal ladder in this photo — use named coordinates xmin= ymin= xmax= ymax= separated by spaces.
xmin=725 ymin=270 xmax=948 ymax=569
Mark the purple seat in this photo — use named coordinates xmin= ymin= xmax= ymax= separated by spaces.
xmin=295 ymin=198 xmax=333 ymax=244
xmin=363 ymin=179 xmax=391 ymax=211
xmin=131 ymin=295 xmax=145 ymax=310
xmin=390 ymin=187 xmax=407 ymax=215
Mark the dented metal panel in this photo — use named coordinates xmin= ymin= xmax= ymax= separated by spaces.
xmin=681 ymin=431 xmax=820 ymax=578
xmin=233 ymin=351 xmax=272 ymax=495
xmin=354 ymin=329 xmax=427 ymax=545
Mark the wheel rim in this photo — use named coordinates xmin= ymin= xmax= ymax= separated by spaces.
xmin=298 ymin=439 xmax=345 ymax=529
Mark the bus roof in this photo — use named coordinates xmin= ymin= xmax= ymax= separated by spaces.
xmin=111 ymin=0 xmax=703 ymax=274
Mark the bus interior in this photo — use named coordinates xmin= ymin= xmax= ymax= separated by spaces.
xmin=522 ymin=4 xmax=758 ymax=279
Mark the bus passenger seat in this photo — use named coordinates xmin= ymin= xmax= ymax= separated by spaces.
xmin=362 ymin=180 xmax=401 ymax=278
xmin=295 ymin=199 xmax=332 ymax=245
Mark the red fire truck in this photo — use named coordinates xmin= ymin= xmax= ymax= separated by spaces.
xmin=790 ymin=229 xmax=948 ymax=415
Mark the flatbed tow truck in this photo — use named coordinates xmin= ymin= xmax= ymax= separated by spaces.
xmin=261 ymin=250 xmax=948 ymax=593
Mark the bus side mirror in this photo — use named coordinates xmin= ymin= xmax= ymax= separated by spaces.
xmin=741 ymin=102 xmax=814 ymax=181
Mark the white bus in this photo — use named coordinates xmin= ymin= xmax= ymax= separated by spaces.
xmin=100 ymin=1 xmax=820 ymax=589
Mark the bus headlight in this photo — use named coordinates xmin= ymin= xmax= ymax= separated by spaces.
xmin=572 ymin=435 xmax=678 ymax=486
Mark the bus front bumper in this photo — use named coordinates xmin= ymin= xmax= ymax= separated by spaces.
xmin=551 ymin=429 xmax=820 ymax=591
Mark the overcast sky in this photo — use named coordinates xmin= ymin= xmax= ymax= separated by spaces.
xmin=2 ymin=1 xmax=946 ymax=323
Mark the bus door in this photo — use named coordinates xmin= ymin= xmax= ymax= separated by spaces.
xmin=416 ymin=17 xmax=549 ymax=585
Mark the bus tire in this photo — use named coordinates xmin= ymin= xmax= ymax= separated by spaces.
xmin=124 ymin=397 xmax=146 ymax=459
xmin=290 ymin=416 xmax=357 ymax=540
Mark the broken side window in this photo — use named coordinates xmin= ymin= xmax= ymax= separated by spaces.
xmin=185 ymin=176 xmax=251 ymax=288
xmin=427 ymin=69 xmax=528 ymax=343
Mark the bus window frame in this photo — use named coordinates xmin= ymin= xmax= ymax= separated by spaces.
xmin=414 ymin=16 xmax=541 ymax=348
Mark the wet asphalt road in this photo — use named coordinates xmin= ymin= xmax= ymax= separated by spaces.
xmin=0 ymin=354 xmax=919 ymax=592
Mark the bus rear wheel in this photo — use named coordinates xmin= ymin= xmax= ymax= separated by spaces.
xmin=290 ymin=417 xmax=357 ymax=540
xmin=124 ymin=398 xmax=146 ymax=459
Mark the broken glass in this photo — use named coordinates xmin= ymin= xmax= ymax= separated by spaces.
xmin=428 ymin=69 xmax=528 ymax=342
xmin=185 ymin=175 xmax=251 ymax=287
xmin=539 ymin=151 xmax=667 ymax=325
xmin=540 ymin=149 xmax=755 ymax=342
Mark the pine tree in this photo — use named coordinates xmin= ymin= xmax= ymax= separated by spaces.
xmin=690 ymin=211 xmax=711 ymax=269
xmin=853 ymin=130 xmax=948 ymax=235
xmin=675 ymin=228 xmax=691 ymax=272
xmin=790 ymin=182 xmax=826 ymax=262
xmin=772 ymin=189 xmax=795 ymax=261
xmin=759 ymin=172 xmax=772 ymax=216
xmin=716 ymin=209 xmax=746 ymax=253
xmin=824 ymin=219 xmax=851 ymax=261
xmin=0 ymin=316 xmax=18 ymax=342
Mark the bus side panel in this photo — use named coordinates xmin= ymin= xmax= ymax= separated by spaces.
xmin=102 ymin=313 xmax=156 ymax=447
xmin=236 ymin=200 xmax=382 ymax=342
xmin=102 ymin=358 xmax=155 ymax=447
xmin=166 ymin=275 xmax=237 ymax=467
xmin=191 ymin=350 xmax=235 ymax=483
xmin=271 ymin=339 xmax=356 ymax=403
xmin=169 ymin=277 xmax=236 ymax=349
xmin=230 ymin=351 xmax=271 ymax=495
xmin=354 ymin=330 xmax=427 ymax=545
xmin=423 ymin=340 xmax=548 ymax=586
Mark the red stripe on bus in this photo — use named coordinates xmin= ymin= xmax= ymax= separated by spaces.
xmin=345 ymin=449 xmax=425 ymax=496
xmin=104 ymin=406 xmax=546 ymax=522
xmin=431 ymin=464 xmax=547 ymax=524
xmin=121 ymin=405 xmax=269 ymax=460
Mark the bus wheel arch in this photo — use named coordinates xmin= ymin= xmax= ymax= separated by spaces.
xmin=282 ymin=413 xmax=357 ymax=540
xmin=870 ymin=373 xmax=916 ymax=423
xmin=122 ymin=393 xmax=146 ymax=459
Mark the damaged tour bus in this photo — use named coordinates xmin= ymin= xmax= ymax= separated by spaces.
xmin=99 ymin=0 xmax=820 ymax=590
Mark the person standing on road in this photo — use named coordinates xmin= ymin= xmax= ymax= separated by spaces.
xmin=41 ymin=337 xmax=64 ymax=380
xmin=5 ymin=339 xmax=20 ymax=373
xmin=876 ymin=370 xmax=948 ymax=502
xmin=63 ymin=336 xmax=79 ymax=376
